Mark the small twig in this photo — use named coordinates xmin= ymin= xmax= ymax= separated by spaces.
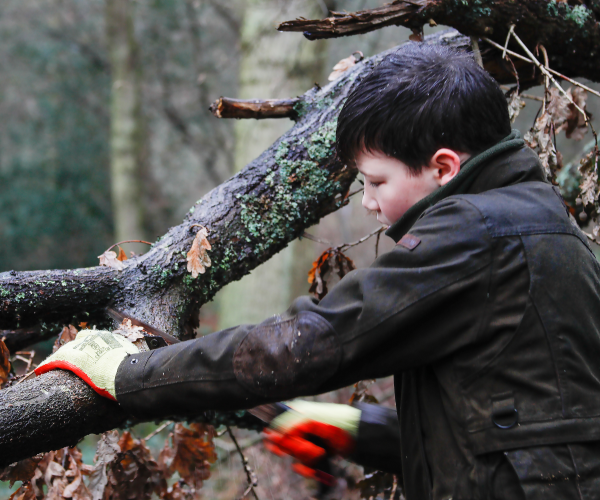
xmin=301 ymin=232 xmax=334 ymax=246
xmin=303 ymin=226 xmax=386 ymax=253
xmin=501 ymin=24 xmax=515 ymax=60
xmin=14 ymin=351 xmax=35 ymax=372
xmin=227 ymin=426 xmax=259 ymax=500
xmin=482 ymin=36 xmax=600 ymax=99
xmin=347 ymin=187 xmax=364 ymax=198
xmin=375 ymin=231 xmax=382 ymax=259
xmin=143 ymin=421 xmax=173 ymax=441
xmin=105 ymin=239 xmax=153 ymax=254
xmin=509 ymin=30 xmax=598 ymax=145
xmin=338 ymin=226 xmax=386 ymax=251
xmin=471 ymin=37 xmax=483 ymax=68
xmin=500 ymin=86 xmax=543 ymax=102
xmin=16 ymin=370 xmax=36 ymax=385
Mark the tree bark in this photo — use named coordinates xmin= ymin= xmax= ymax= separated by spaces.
xmin=279 ymin=0 xmax=600 ymax=84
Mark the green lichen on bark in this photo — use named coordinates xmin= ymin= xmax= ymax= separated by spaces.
xmin=238 ymin=120 xmax=341 ymax=254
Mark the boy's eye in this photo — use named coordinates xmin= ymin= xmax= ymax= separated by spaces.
xmin=370 ymin=181 xmax=381 ymax=188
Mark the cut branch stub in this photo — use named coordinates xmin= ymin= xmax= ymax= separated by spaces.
xmin=209 ymin=96 xmax=301 ymax=120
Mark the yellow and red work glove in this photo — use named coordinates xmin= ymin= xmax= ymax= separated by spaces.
xmin=34 ymin=330 xmax=139 ymax=400
xmin=263 ymin=400 xmax=361 ymax=485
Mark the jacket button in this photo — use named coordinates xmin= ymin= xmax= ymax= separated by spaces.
xmin=131 ymin=358 xmax=139 ymax=365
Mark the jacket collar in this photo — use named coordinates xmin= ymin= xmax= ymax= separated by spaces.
xmin=385 ymin=130 xmax=546 ymax=242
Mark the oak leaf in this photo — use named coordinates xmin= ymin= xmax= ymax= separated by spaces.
xmin=88 ymin=430 xmax=120 ymax=500
xmin=104 ymin=431 xmax=167 ymax=500
xmin=159 ymin=423 xmax=216 ymax=491
xmin=98 ymin=250 xmax=124 ymax=271
xmin=186 ymin=227 xmax=211 ymax=278
xmin=113 ymin=318 xmax=145 ymax=342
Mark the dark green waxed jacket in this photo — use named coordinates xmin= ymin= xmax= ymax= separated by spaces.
xmin=115 ymin=132 xmax=600 ymax=499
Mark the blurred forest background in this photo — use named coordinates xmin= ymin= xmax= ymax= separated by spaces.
xmin=1 ymin=0 xmax=599 ymax=498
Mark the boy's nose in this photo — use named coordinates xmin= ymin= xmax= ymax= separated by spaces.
xmin=362 ymin=192 xmax=379 ymax=212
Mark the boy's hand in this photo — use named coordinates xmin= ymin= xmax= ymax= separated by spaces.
xmin=34 ymin=330 xmax=139 ymax=401
xmin=263 ymin=401 xmax=361 ymax=484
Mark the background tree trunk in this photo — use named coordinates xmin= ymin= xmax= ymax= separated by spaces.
xmin=218 ymin=0 xmax=328 ymax=329
xmin=105 ymin=0 xmax=146 ymax=245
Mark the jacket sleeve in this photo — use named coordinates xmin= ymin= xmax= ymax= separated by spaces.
xmin=352 ymin=403 xmax=402 ymax=474
xmin=115 ymin=198 xmax=492 ymax=419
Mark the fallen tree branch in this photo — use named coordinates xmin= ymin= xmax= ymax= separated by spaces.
xmin=277 ymin=0 xmax=426 ymax=40
xmin=279 ymin=0 xmax=600 ymax=84
xmin=209 ymin=97 xmax=301 ymax=120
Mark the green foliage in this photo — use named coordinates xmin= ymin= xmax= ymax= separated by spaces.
xmin=0 ymin=1 xmax=112 ymax=271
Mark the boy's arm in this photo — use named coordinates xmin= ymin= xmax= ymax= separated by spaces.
xmin=40 ymin=197 xmax=491 ymax=420
xmin=112 ymin=196 xmax=492 ymax=419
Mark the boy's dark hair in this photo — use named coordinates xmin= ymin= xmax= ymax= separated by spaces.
xmin=336 ymin=43 xmax=511 ymax=174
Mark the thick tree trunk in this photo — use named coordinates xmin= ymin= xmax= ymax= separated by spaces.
xmin=218 ymin=0 xmax=328 ymax=330
xmin=105 ymin=0 xmax=146 ymax=244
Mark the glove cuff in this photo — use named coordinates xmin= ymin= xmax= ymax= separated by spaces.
xmin=35 ymin=360 xmax=117 ymax=401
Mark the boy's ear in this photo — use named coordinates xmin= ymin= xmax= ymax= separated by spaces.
xmin=428 ymin=149 xmax=465 ymax=186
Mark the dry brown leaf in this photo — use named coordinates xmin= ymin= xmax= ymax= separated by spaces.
xmin=161 ymin=482 xmax=195 ymax=500
xmin=53 ymin=325 xmax=79 ymax=353
xmin=88 ymin=431 xmax=120 ymax=500
xmin=104 ymin=432 xmax=167 ymax=500
xmin=507 ymin=92 xmax=525 ymax=123
xmin=0 ymin=455 xmax=43 ymax=487
xmin=0 ymin=339 xmax=11 ymax=387
xmin=159 ymin=423 xmax=216 ymax=491
xmin=564 ymin=87 xmax=589 ymax=140
xmin=8 ymin=483 xmax=36 ymax=500
xmin=186 ymin=227 xmax=211 ymax=279
xmin=98 ymin=250 xmax=125 ymax=271
xmin=41 ymin=448 xmax=92 ymax=500
xmin=116 ymin=247 xmax=128 ymax=262
xmin=113 ymin=318 xmax=145 ymax=342
xmin=328 ymin=51 xmax=363 ymax=81
xmin=308 ymin=248 xmax=356 ymax=300
xmin=524 ymin=87 xmax=569 ymax=179
xmin=349 ymin=379 xmax=379 ymax=405
xmin=578 ymin=149 xmax=599 ymax=209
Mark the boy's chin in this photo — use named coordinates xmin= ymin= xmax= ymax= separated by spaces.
xmin=376 ymin=214 xmax=393 ymax=227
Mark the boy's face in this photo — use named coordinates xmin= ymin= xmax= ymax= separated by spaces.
xmin=356 ymin=149 xmax=467 ymax=226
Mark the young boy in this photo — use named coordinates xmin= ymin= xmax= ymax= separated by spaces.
xmin=37 ymin=44 xmax=600 ymax=499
